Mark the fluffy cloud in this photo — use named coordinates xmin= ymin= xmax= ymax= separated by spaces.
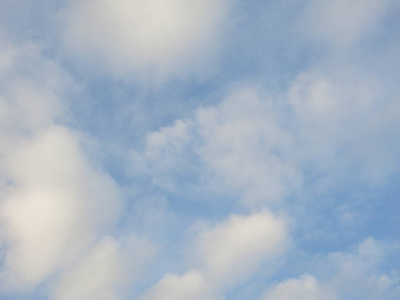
xmin=287 ymin=69 xmax=400 ymax=187
xmin=0 ymin=37 xmax=140 ymax=298
xmin=51 ymin=237 xmax=124 ymax=300
xmin=195 ymin=88 xmax=299 ymax=205
xmin=51 ymin=235 xmax=156 ymax=300
xmin=196 ymin=211 xmax=288 ymax=286
xmin=0 ymin=126 xmax=122 ymax=290
xmin=1 ymin=1 xmax=400 ymax=299
xmin=262 ymin=275 xmax=335 ymax=300
xmin=321 ymin=238 xmax=400 ymax=299
xmin=262 ymin=238 xmax=400 ymax=300
xmin=141 ymin=271 xmax=220 ymax=300
xmin=141 ymin=211 xmax=288 ymax=299
xmin=63 ymin=0 xmax=230 ymax=81
xmin=138 ymin=88 xmax=300 ymax=205
xmin=140 ymin=65 xmax=400 ymax=205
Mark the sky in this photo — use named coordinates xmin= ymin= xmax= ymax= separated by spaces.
xmin=0 ymin=0 xmax=399 ymax=299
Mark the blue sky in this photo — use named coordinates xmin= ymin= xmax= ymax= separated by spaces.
xmin=0 ymin=0 xmax=400 ymax=299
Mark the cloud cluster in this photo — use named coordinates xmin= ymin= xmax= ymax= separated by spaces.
xmin=262 ymin=238 xmax=400 ymax=300
xmin=140 ymin=65 xmax=399 ymax=206
xmin=141 ymin=211 xmax=288 ymax=300
xmin=1 ymin=0 xmax=399 ymax=299
xmin=0 ymin=37 xmax=155 ymax=299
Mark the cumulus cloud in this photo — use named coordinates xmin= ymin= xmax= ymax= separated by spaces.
xmin=0 ymin=126 xmax=122 ymax=290
xmin=141 ymin=211 xmax=288 ymax=299
xmin=195 ymin=88 xmax=299 ymax=205
xmin=1 ymin=1 xmax=400 ymax=299
xmin=139 ymin=65 xmax=399 ymax=205
xmin=62 ymin=0 xmax=230 ymax=81
xmin=141 ymin=271 xmax=220 ymax=300
xmin=321 ymin=238 xmax=400 ymax=299
xmin=138 ymin=88 xmax=300 ymax=205
xmin=0 ymin=37 xmax=150 ymax=298
xmin=196 ymin=210 xmax=288 ymax=285
xmin=263 ymin=238 xmax=400 ymax=300
xmin=51 ymin=237 xmax=124 ymax=300
xmin=262 ymin=275 xmax=336 ymax=300
xmin=287 ymin=69 xmax=400 ymax=186
xmin=51 ymin=235 xmax=156 ymax=300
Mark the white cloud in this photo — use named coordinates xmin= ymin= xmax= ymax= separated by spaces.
xmin=139 ymin=87 xmax=300 ymax=205
xmin=51 ymin=237 xmax=123 ymax=300
xmin=300 ymin=0 xmax=392 ymax=49
xmin=141 ymin=211 xmax=288 ymax=299
xmin=196 ymin=88 xmax=299 ymax=205
xmin=263 ymin=238 xmax=400 ymax=300
xmin=322 ymin=238 xmax=400 ymax=299
xmin=63 ymin=0 xmax=230 ymax=82
xmin=197 ymin=211 xmax=288 ymax=287
xmin=0 ymin=38 xmax=124 ymax=294
xmin=262 ymin=275 xmax=336 ymax=300
xmin=0 ymin=39 xmax=65 ymax=142
xmin=0 ymin=126 xmax=122 ymax=291
xmin=287 ymin=67 xmax=400 ymax=187
xmin=1 ymin=2 xmax=399 ymax=299
xmin=51 ymin=235 xmax=156 ymax=300
xmin=141 ymin=271 xmax=220 ymax=300
xmin=139 ymin=59 xmax=400 ymax=203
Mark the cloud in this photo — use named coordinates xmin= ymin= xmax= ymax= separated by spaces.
xmin=288 ymin=67 xmax=400 ymax=187
xmin=0 ymin=125 xmax=122 ymax=291
xmin=51 ymin=235 xmax=157 ymax=300
xmin=0 ymin=39 xmax=65 ymax=138
xmin=139 ymin=65 xmax=399 ymax=205
xmin=1 ymin=1 xmax=400 ymax=299
xmin=62 ymin=0 xmax=230 ymax=82
xmin=141 ymin=271 xmax=220 ymax=300
xmin=195 ymin=88 xmax=299 ymax=205
xmin=262 ymin=238 xmax=400 ymax=300
xmin=140 ymin=211 xmax=288 ymax=299
xmin=262 ymin=275 xmax=336 ymax=300
xmin=321 ymin=238 xmax=400 ymax=299
xmin=51 ymin=237 xmax=124 ymax=300
xmin=143 ymin=119 xmax=195 ymax=190
xmin=138 ymin=87 xmax=300 ymax=205
xmin=196 ymin=211 xmax=288 ymax=286
xmin=0 ymin=37 xmax=127 ymax=295
xmin=299 ymin=0 xmax=392 ymax=49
